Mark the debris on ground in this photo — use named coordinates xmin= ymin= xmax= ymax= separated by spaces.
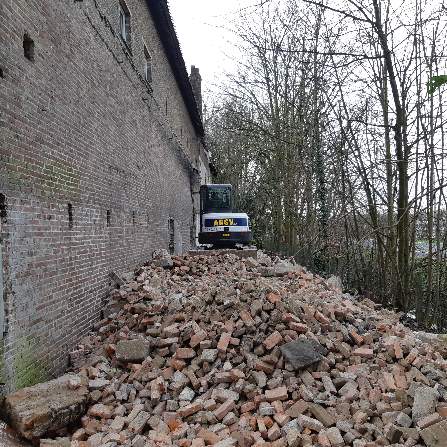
xmin=3 ymin=251 xmax=447 ymax=446
xmin=0 ymin=421 xmax=31 ymax=447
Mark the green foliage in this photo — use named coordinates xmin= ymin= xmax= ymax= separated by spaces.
xmin=3 ymin=155 xmax=80 ymax=199
xmin=0 ymin=340 xmax=5 ymax=386
xmin=13 ymin=336 xmax=48 ymax=389
xmin=428 ymin=75 xmax=447 ymax=95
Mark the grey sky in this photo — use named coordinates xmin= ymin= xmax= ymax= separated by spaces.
xmin=168 ymin=0 xmax=256 ymax=94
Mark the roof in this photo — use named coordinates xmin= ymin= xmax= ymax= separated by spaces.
xmin=145 ymin=0 xmax=204 ymax=138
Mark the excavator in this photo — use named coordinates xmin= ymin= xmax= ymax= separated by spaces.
xmin=198 ymin=184 xmax=252 ymax=247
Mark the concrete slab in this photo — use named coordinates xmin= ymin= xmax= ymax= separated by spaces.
xmin=3 ymin=374 xmax=88 ymax=440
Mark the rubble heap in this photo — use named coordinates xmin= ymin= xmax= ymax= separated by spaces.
xmin=5 ymin=252 xmax=447 ymax=447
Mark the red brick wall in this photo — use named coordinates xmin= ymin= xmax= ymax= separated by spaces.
xmin=0 ymin=0 xmax=207 ymax=391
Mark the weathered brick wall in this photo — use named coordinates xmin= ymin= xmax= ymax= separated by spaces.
xmin=0 ymin=0 xmax=208 ymax=391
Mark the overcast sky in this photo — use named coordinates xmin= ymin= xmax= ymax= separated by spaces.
xmin=168 ymin=0 xmax=256 ymax=94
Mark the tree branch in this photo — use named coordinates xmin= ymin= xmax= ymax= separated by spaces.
xmin=301 ymin=0 xmax=373 ymax=24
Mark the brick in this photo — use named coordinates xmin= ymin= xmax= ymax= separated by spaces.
xmin=298 ymin=414 xmax=324 ymax=432
xmin=286 ymin=430 xmax=301 ymax=447
xmin=115 ymin=340 xmax=150 ymax=363
xmin=352 ymin=348 xmax=374 ymax=358
xmin=326 ymin=427 xmax=344 ymax=447
xmin=88 ymin=404 xmax=112 ymax=419
xmin=190 ymin=330 xmax=207 ymax=348
xmin=267 ymin=422 xmax=281 ymax=441
xmin=259 ymin=402 xmax=275 ymax=416
xmin=417 ymin=412 xmax=442 ymax=429
xmin=215 ymin=372 xmax=234 ymax=383
xmin=350 ymin=329 xmax=364 ymax=346
xmin=321 ymin=376 xmax=337 ymax=394
xmin=177 ymin=401 xmax=203 ymax=417
xmin=217 ymin=333 xmax=232 ymax=353
xmin=255 ymin=360 xmax=275 ymax=374
xmin=175 ymin=348 xmax=196 ymax=359
xmin=308 ymin=404 xmax=335 ymax=427
xmin=214 ymin=400 xmax=235 ymax=421
xmin=286 ymin=400 xmax=308 ymax=418
xmin=382 ymin=372 xmax=397 ymax=391
xmin=240 ymin=401 xmax=256 ymax=413
xmin=197 ymin=429 xmax=220 ymax=445
xmin=289 ymin=322 xmax=308 ymax=333
xmin=394 ymin=342 xmax=403 ymax=359
xmin=437 ymin=404 xmax=447 ymax=417
xmin=273 ymin=413 xmax=290 ymax=426
xmin=317 ymin=433 xmax=331 ymax=447
xmin=385 ymin=424 xmax=403 ymax=443
xmin=315 ymin=311 xmax=330 ymax=325
xmin=265 ymin=386 xmax=288 ymax=402
xmin=266 ymin=292 xmax=281 ymax=304
xmin=128 ymin=411 xmax=150 ymax=434
xmin=240 ymin=311 xmax=256 ymax=327
xmin=257 ymin=418 xmax=268 ymax=437
xmin=263 ymin=331 xmax=283 ymax=350
xmin=201 ymin=349 xmax=218 ymax=363
xmin=393 ymin=366 xmax=408 ymax=389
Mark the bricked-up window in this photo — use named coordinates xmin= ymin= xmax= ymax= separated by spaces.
xmin=168 ymin=218 xmax=175 ymax=255
xmin=119 ymin=1 xmax=131 ymax=49
xmin=0 ymin=194 xmax=7 ymax=223
xmin=23 ymin=34 xmax=35 ymax=61
xmin=144 ymin=45 xmax=152 ymax=84
xmin=67 ymin=203 xmax=73 ymax=229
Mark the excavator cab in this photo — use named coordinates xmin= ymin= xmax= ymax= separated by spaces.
xmin=199 ymin=184 xmax=252 ymax=247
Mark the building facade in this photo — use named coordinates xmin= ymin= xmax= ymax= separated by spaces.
xmin=0 ymin=0 xmax=210 ymax=391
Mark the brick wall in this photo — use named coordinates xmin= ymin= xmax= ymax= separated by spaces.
xmin=0 ymin=0 xmax=209 ymax=392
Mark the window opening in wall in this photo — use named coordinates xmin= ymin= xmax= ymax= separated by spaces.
xmin=168 ymin=218 xmax=175 ymax=255
xmin=144 ymin=45 xmax=152 ymax=84
xmin=132 ymin=211 xmax=136 ymax=226
xmin=0 ymin=194 xmax=7 ymax=223
xmin=165 ymin=98 xmax=168 ymax=115
xmin=190 ymin=223 xmax=195 ymax=246
xmin=23 ymin=33 xmax=35 ymax=61
xmin=106 ymin=210 xmax=111 ymax=227
xmin=67 ymin=203 xmax=73 ymax=229
xmin=119 ymin=1 xmax=131 ymax=48
xmin=0 ymin=68 xmax=4 ymax=78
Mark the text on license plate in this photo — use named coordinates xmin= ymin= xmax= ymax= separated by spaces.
xmin=204 ymin=218 xmax=247 ymax=227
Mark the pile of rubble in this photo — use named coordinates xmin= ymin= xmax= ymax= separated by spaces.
xmin=3 ymin=251 xmax=447 ymax=447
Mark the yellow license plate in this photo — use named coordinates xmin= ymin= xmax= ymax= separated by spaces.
xmin=213 ymin=219 xmax=236 ymax=226
xmin=222 ymin=233 xmax=230 ymax=237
